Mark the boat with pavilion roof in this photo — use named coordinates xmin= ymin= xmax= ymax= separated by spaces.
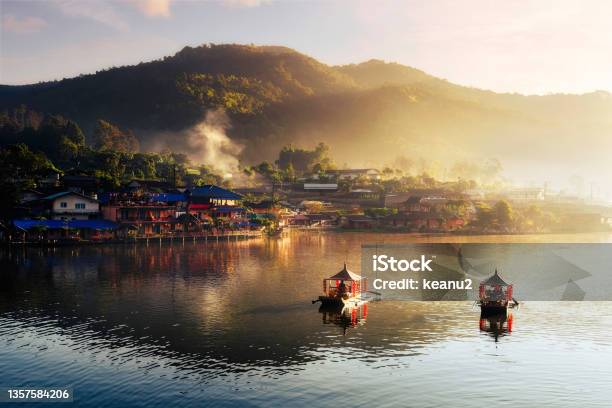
xmin=478 ymin=269 xmax=518 ymax=316
xmin=317 ymin=264 xmax=367 ymax=308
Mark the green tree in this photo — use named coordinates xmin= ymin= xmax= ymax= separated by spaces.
xmin=93 ymin=119 xmax=139 ymax=153
xmin=494 ymin=200 xmax=513 ymax=227
xmin=0 ymin=144 xmax=60 ymax=221
xmin=277 ymin=142 xmax=334 ymax=174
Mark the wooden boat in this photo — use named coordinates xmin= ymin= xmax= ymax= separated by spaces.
xmin=478 ymin=269 xmax=518 ymax=317
xmin=317 ymin=264 xmax=367 ymax=307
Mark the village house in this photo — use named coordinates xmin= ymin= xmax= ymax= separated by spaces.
xmin=248 ymin=200 xmax=277 ymax=225
xmin=400 ymin=196 xmax=430 ymax=213
xmin=506 ymin=187 xmax=545 ymax=201
xmin=32 ymin=191 xmax=101 ymax=220
xmin=187 ymin=185 xmax=246 ymax=226
xmin=384 ymin=189 xmax=451 ymax=208
xmin=348 ymin=185 xmax=383 ymax=201
xmin=10 ymin=219 xmax=118 ymax=243
xmin=38 ymin=169 xmax=62 ymax=188
xmin=101 ymin=192 xmax=187 ymax=236
xmin=287 ymin=213 xmax=337 ymax=228
xmin=379 ymin=213 xmax=441 ymax=231
xmin=341 ymin=214 xmax=377 ymax=229
xmin=303 ymin=183 xmax=339 ymax=193
xmin=247 ymin=200 xmax=295 ymax=227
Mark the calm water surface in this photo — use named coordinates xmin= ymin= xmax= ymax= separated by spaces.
xmin=1 ymin=231 xmax=612 ymax=407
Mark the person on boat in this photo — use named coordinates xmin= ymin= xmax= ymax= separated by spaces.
xmin=338 ymin=280 xmax=347 ymax=297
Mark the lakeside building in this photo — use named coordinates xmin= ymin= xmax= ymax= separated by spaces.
xmin=288 ymin=213 xmax=337 ymax=228
xmin=341 ymin=214 xmax=377 ymax=229
xmin=187 ymin=185 xmax=249 ymax=227
xmin=38 ymin=169 xmax=62 ymax=188
xmin=348 ymin=185 xmax=383 ymax=201
xmin=383 ymin=189 xmax=454 ymax=208
xmin=504 ymin=187 xmax=546 ymax=202
xmin=10 ymin=219 xmax=118 ymax=242
xmin=379 ymin=213 xmax=465 ymax=231
xmin=303 ymin=183 xmax=339 ymax=193
xmin=28 ymin=191 xmax=101 ymax=220
xmin=100 ymin=192 xmax=188 ymax=236
xmin=247 ymin=200 xmax=295 ymax=227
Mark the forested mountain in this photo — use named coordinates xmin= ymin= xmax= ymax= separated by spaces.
xmin=2 ymin=43 xmax=612 ymax=183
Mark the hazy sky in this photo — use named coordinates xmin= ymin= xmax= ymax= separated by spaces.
xmin=1 ymin=0 xmax=612 ymax=94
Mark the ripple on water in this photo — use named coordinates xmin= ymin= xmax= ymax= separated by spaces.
xmin=2 ymin=236 xmax=612 ymax=407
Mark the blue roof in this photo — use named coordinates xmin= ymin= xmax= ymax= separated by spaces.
xmin=150 ymin=193 xmax=186 ymax=203
xmin=13 ymin=219 xmax=118 ymax=231
xmin=189 ymin=185 xmax=242 ymax=200
xmin=215 ymin=206 xmax=244 ymax=213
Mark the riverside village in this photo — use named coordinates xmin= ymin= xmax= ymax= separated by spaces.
xmin=2 ymin=143 xmax=611 ymax=245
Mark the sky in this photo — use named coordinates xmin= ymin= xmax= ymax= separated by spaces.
xmin=1 ymin=0 xmax=612 ymax=94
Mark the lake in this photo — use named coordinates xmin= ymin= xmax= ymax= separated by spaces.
xmin=2 ymin=231 xmax=612 ymax=407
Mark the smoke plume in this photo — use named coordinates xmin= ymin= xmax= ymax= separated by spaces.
xmin=181 ymin=109 xmax=243 ymax=177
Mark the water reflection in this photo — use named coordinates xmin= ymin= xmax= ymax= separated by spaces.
xmin=479 ymin=312 xmax=514 ymax=342
xmin=319 ymin=304 xmax=368 ymax=335
xmin=2 ymin=231 xmax=612 ymax=407
xmin=0 ymin=238 xmax=485 ymax=373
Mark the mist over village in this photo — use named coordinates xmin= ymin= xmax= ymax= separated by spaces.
xmin=1 ymin=44 xmax=611 ymax=242
xmin=1 ymin=45 xmax=612 ymax=239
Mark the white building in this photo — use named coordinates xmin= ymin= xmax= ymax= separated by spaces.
xmin=506 ymin=187 xmax=545 ymax=201
xmin=43 ymin=191 xmax=100 ymax=220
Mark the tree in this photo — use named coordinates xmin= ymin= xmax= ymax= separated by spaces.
xmin=19 ymin=114 xmax=86 ymax=165
xmin=382 ymin=167 xmax=394 ymax=179
xmin=277 ymin=142 xmax=334 ymax=174
xmin=0 ymin=144 xmax=60 ymax=221
xmin=93 ymin=119 xmax=139 ymax=153
xmin=284 ymin=162 xmax=296 ymax=182
xmin=494 ymin=200 xmax=513 ymax=227
xmin=253 ymin=161 xmax=282 ymax=184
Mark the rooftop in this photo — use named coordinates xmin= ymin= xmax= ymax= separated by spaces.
xmin=327 ymin=264 xmax=362 ymax=281
xmin=481 ymin=270 xmax=510 ymax=286
xmin=43 ymin=191 xmax=98 ymax=202
xmin=189 ymin=185 xmax=242 ymax=200
xmin=13 ymin=219 xmax=118 ymax=231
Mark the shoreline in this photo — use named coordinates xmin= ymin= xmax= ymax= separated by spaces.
xmin=1 ymin=231 xmax=263 ymax=247
xmin=3 ymin=227 xmax=611 ymax=247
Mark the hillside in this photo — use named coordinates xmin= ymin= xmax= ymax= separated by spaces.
xmin=2 ymin=43 xmax=612 ymax=186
